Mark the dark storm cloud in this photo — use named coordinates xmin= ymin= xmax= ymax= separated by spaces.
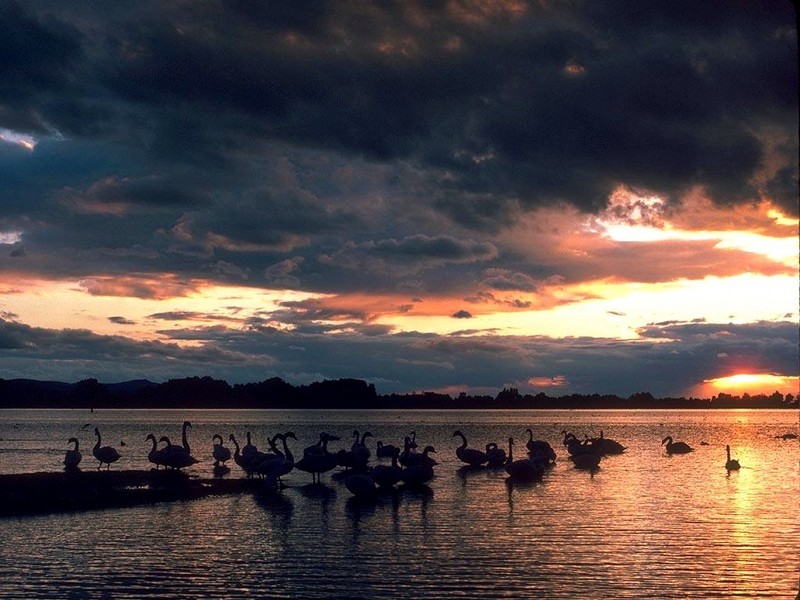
xmin=0 ymin=0 xmax=795 ymax=290
xmin=5 ymin=0 xmax=795 ymax=226
xmin=108 ymin=316 xmax=136 ymax=325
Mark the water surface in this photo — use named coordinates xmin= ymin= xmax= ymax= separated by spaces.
xmin=0 ymin=409 xmax=798 ymax=598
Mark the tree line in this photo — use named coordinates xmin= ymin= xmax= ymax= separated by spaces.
xmin=0 ymin=377 xmax=796 ymax=410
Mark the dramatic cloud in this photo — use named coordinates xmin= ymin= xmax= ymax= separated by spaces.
xmin=0 ymin=1 xmax=796 ymax=397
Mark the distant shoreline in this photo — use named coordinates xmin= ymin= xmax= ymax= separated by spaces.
xmin=1 ymin=376 xmax=796 ymax=410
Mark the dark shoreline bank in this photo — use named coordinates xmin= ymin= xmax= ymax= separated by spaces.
xmin=0 ymin=470 xmax=260 ymax=518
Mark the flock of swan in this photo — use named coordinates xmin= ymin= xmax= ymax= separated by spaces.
xmin=55 ymin=422 xmax=779 ymax=499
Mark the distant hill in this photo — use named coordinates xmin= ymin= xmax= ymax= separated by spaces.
xmin=0 ymin=377 xmax=795 ymax=409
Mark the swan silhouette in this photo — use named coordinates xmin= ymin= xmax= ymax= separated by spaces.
xmin=212 ymin=434 xmax=232 ymax=466
xmin=178 ymin=421 xmax=193 ymax=454
xmin=93 ymin=428 xmax=121 ymax=470
xmin=504 ymin=438 xmax=544 ymax=482
xmin=400 ymin=446 xmax=436 ymax=485
xmin=64 ymin=437 xmax=82 ymax=469
xmin=593 ymin=431 xmax=626 ymax=455
xmin=159 ymin=436 xmax=199 ymax=470
xmin=295 ymin=432 xmax=339 ymax=483
xmin=525 ymin=429 xmax=557 ymax=465
xmin=370 ymin=447 xmax=403 ymax=488
xmin=242 ymin=431 xmax=258 ymax=458
xmin=146 ymin=433 xmax=169 ymax=469
xmin=725 ymin=445 xmax=740 ymax=471
xmin=485 ymin=442 xmax=507 ymax=468
xmin=375 ymin=440 xmax=399 ymax=458
xmin=662 ymin=436 xmax=693 ymax=455
xmin=453 ymin=430 xmax=488 ymax=466
xmin=345 ymin=472 xmax=378 ymax=499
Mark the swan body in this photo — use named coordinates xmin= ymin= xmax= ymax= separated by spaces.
xmin=146 ymin=433 xmax=170 ymax=469
xmin=376 ymin=440 xmax=399 ymax=458
xmin=370 ymin=448 xmax=403 ymax=488
xmin=725 ymin=445 xmax=740 ymax=471
xmin=593 ymin=431 xmax=626 ymax=455
xmin=345 ymin=472 xmax=378 ymax=499
xmin=242 ymin=431 xmax=258 ymax=458
xmin=525 ymin=429 xmax=557 ymax=465
xmin=295 ymin=432 xmax=339 ymax=483
xmin=93 ymin=428 xmax=121 ymax=470
xmin=504 ymin=438 xmax=544 ymax=482
xmin=159 ymin=436 xmax=199 ymax=470
xmin=64 ymin=437 xmax=82 ymax=469
xmin=229 ymin=434 xmax=257 ymax=476
xmin=400 ymin=446 xmax=436 ymax=485
xmin=485 ymin=442 xmax=507 ymax=468
xmin=453 ymin=430 xmax=488 ymax=466
xmin=662 ymin=436 xmax=693 ymax=454
xmin=212 ymin=434 xmax=232 ymax=466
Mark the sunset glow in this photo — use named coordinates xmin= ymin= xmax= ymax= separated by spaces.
xmin=702 ymin=373 xmax=799 ymax=397
xmin=0 ymin=2 xmax=796 ymax=398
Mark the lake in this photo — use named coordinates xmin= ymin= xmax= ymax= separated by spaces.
xmin=0 ymin=408 xmax=798 ymax=599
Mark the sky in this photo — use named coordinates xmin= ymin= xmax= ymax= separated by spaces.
xmin=0 ymin=0 xmax=798 ymax=399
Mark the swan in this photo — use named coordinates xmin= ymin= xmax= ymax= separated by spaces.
xmin=453 ymin=430 xmax=488 ymax=467
xmin=725 ymin=445 xmax=740 ymax=471
xmin=93 ymin=428 xmax=121 ymax=470
xmin=504 ymin=438 xmax=544 ymax=482
xmin=662 ymin=436 xmax=693 ymax=455
xmin=64 ymin=437 xmax=82 ymax=469
xmin=229 ymin=434 xmax=256 ymax=476
xmin=593 ymin=431 xmax=626 ymax=455
xmin=159 ymin=436 xmax=199 ymax=470
xmin=251 ymin=434 xmax=287 ymax=478
xmin=242 ymin=431 xmax=258 ymax=458
xmin=370 ymin=447 xmax=403 ymax=488
xmin=212 ymin=434 xmax=232 ymax=466
xmin=295 ymin=432 xmax=339 ymax=483
xmin=274 ymin=432 xmax=298 ymax=480
xmin=345 ymin=472 xmax=378 ymax=499
xmin=525 ymin=429 xmax=557 ymax=465
xmin=376 ymin=440 xmax=399 ymax=458
xmin=178 ymin=420 xmax=193 ymax=454
xmin=400 ymin=446 xmax=436 ymax=485
xmin=776 ymin=432 xmax=798 ymax=440
xmin=485 ymin=442 xmax=507 ymax=469
xmin=146 ymin=433 xmax=169 ymax=469
xmin=338 ymin=430 xmax=372 ymax=470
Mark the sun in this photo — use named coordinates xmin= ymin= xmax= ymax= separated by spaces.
xmin=703 ymin=373 xmax=799 ymax=396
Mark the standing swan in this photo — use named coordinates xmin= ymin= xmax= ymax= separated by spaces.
xmin=452 ymin=430 xmax=488 ymax=467
xmin=93 ymin=428 xmax=121 ymax=470
xmin=725 ymin=445 xmax=740 ymax=471
xmin=64 ymin=437 xmax=82 ymax=469
xmin=661 ymin=436 xmax=693 ymax=455
xmin=212 ymin=434 xmax=232 ymax=466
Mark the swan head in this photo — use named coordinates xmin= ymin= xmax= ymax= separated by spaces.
xmin=183 ymin=421 xmax=192 ymax=428
xmin=159 ymin=436 xmax=171 ymax=446
xmin=212 ymin=434 xmax=223 ymax=443
xmin=452 ymin=430 xmax=463 ymax=438
xmin=661 ymin=436 xmax=672 ymax=445
xmin=146 ymin=433 xmax=156 ymax=442
xmin=284 ymin=431 xmax=297 ymax=440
